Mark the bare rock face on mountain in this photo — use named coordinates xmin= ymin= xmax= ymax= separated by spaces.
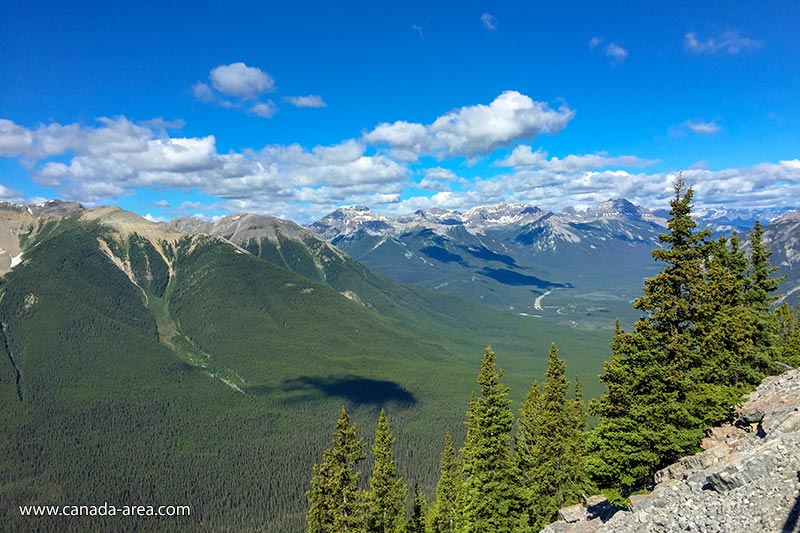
xmin=543 ymin=368 xmax=800 ymax=533
xmin=0 ymin=200 xmax=85 ymax=276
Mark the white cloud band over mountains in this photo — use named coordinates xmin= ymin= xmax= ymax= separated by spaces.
xmin=1 ymin=90 xmax=799 ymax=221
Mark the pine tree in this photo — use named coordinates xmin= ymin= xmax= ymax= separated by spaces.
xmin=307 ymin=407 xmax=366 ymax=533
xmin=406 ymin=484 xmax=426 ymax=533
xmin=455 ymin=347 xmax=521 ymax=532
xmin=364 ymin=409 xmax=407 ymax=533
xmin=517 ymin=344 xmax=589 ymax=529
xmin=427 ymin=429 xmax=458 ymax=533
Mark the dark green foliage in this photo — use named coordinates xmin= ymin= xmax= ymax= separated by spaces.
xmin=364 ymin=409 xmax=407 ymax=533
xmin=747 ymin=220 xmax=784 ymax=310
xmin=776 ymin=303 xmax=800 ymax=367
xmin=406 ymin=484 xmax=426 ymax=533
xmin=517 ymin=344 xmax=590 ymax=530
xmin=307 ymin=408 xmax=366 ymax=533
xmin=587 ymin=180 xmax=784 ymax=493
xmin=427 ymin=429 xmax=458 ymax=533
xmin=455 ymin=347 xmax=521 ymax=532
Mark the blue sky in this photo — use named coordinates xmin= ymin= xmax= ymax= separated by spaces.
xmin=1 ymin=0 xmax=798 ymax=222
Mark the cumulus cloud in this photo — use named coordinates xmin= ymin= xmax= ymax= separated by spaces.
xmin=365 ymin=91 xmax=574 ymax=159
xmin=0 ymin=183 xmax=23 ymax=203
xmin=684 ymin=120 xmax=721 ymax=134
xmin=416 ymin=167 xmax=462 ymax=191
xmin=192 ymin=82 xmax=215 ymax=103
xmin=284 ymin=95 xmax=327 ymax=108
xmin=497 ymin=146 xmax=653 ymax=171
xmin=589 ymin=36 xmax=603 ymax=49
xmin=0 ymin=119 xmax=33 ymax=156
xmin=209 ymin=62 xmax=275 ymax=98
xmin=0 ymin=117 xmax=152 ymax=160
xmin=250 ymin=101 xmax=278 ymax=118
xmin=192 ymin=62 xmax=279 ymax=117
xmin=481 ymin=13 xmax=498 ymax=31
xmin=684 ymin=31 xmax=762 ymax=54
xmin=1 ymin=117 xmax=409 ymax=218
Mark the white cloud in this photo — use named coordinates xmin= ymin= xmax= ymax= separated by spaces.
xmin=4 ymin=118 xmax=408 ymax=217
xmin=684 ymin=120 xmax=721 ymax=134
xmin=0 ymin=117 xmax=152 ymax=160
xmin=192 ymin=82 xmax=215 ymax=103
xmin=250 ymin=101 xmax=278 ymax=118
xmin=417 ymin=167 xmax=462 ymax=191
xmin=153 ymin=199 xmax=170 ymax=207
xmin=193 ymin=63 xmax=279 ymax=116
xmin=0 ymin=183 xmax=23 ymax=202
xmin=604 ymin=43 xmax=628 ymax=63
xmin=589 ymin=36 xmax=603 ymax=49
xmin=365 ymin=91 xmax=574 ymax=159
xmin=684 ymin=31 xmax=762 ymax=54
xmin=284 ymin=95 xmax=327 ymax=108
xmin=411 ymin=25 xmax=424 ymax=40
xmin=424 ymin=167 xmax=459 ymax=181
xmin=498 ymin=146 xmax=653 ymax=171
xmin=0 ymin=119 xmax=33 ymax=156
xmin=144 ymin=213 xmax=168 ymax=223
xmin=209 ymin=62 xmax=275 ymax=98
xmin=481 ymin=13 xmax=498 ymax=31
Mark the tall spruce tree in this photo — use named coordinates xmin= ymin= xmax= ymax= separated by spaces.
xmin=517 ymin=343 xmax=589 ymax=530
xmin=776 ymin=303 xmax=800 ymax=367
xmin=364 ymin=409 xmax=408 ymax=533
xmin=586 ymin=180 xmax=711 ymax=490
xmin=455 ymin=347 xmax=521 ymax=532
xmin=307 ymin=407 xmax=366 ymax=533
xmin=747 ymin=220 xmax=783 ymax=310
xmin=406 ymin=484 xmax=426 ymax=533
xmin=427 ymin=428 xmax=458 ymax=533
xmin=587 ymin=180 xmax=785 ymax=492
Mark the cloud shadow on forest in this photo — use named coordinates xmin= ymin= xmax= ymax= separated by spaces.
xmin=273 ymin=375 xmax=417 ymax=406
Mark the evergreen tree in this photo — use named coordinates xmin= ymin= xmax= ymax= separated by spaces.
xmin=364 ymin=409 xmax=408 ymax=533
xmin=776 ymin=303 xmax=800 ymax=367
xmin=747 ymin=220 xmax=783 ymax=310
xmin=307 ymin=407 xmax=366 ymax=533
xmin=587 ymin=181 xmax=711 ymax=490
xmin=517 ymin=344 xmax=589 ymax=530
xmin=427 ymin=429 xmax=458 ymax=533
xmin=587 ymin=180 xmax=786 ymax=492
xmin=455 ymin=347 xmax=521 ymax=532
xmin=406 ymin=484 xmax=426 ymax=533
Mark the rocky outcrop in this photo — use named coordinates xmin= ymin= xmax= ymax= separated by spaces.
xmin=544 ymin=368 xmax=800 ymax=532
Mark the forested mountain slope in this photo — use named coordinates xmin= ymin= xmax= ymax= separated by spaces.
xmin=0 ymin=204 xmax=609 ymax=531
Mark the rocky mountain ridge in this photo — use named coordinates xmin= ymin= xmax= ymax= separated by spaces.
xmin=544 ymin=368 xmax=800 ymax=533
xmin=307 ymin=199 xmax=791 ymax=241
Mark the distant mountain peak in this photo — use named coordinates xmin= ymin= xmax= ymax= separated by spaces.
xmin=583 ymin=198 xmax=643 ymax=221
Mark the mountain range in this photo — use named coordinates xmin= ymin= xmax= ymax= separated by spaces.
xmin=0 ymin=200 xmax=609 ymax=531
xmin=307 ymin=200 xmax=800 ymax=325
xmin=0 ymin=197 xmax=797 ymax=530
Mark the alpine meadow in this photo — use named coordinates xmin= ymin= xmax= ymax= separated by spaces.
xmin=2 ymin=2 xmax=800 ymax=532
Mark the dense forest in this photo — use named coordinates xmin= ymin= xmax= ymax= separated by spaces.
xmin=306 ymin=180 xmax=800 ymax=532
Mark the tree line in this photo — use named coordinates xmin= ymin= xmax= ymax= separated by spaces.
xmin=306 ymin=180 xmax=799 ymax=532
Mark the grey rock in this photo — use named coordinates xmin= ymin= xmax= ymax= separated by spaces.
xmin=559 ymin=503 xmax=586 ymax=523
